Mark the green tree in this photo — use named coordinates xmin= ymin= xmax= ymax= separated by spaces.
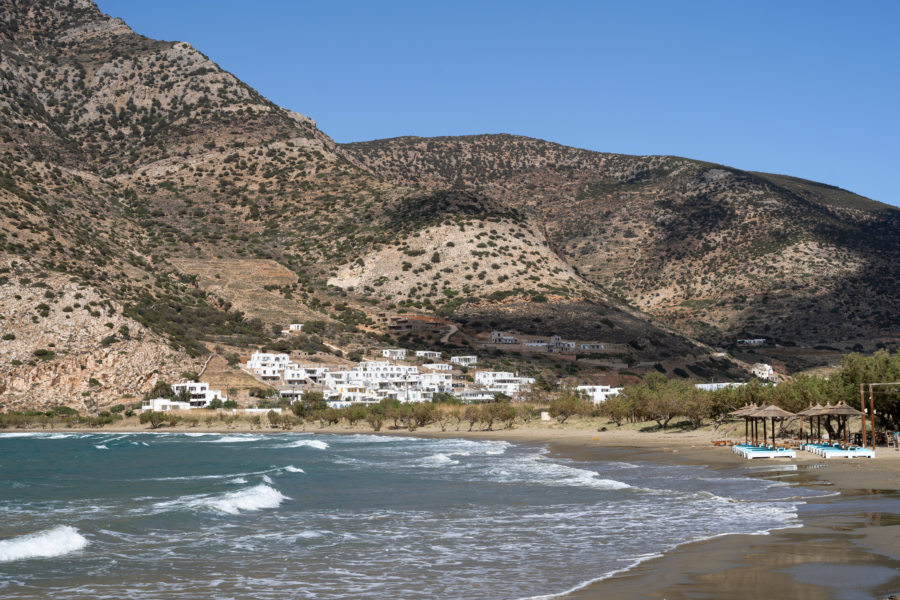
xmin=549 ymin=393 xmax=588 ymax=424
xmin=139 ymin=411 xmax=166 ymax=429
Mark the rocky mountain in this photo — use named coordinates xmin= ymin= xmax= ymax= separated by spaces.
xmin=344 ymin=135 xmax=900 ymax=345
xmin=0 ymin=0 xmax=896 ymax=410
xmin=0 ymin=0 xmax=721 ymax=410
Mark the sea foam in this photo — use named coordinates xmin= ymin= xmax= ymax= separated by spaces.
xmin=0 ymin=526 xmax=89 ymax=562
xmin=206 ymin=484 xmax=287 ymax=514
xmin=205 ymin=435 xmax=263 ymax=443
xmin=280 ymin=439 xmax=329 ymax=450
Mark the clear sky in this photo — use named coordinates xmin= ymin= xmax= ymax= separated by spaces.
xmin=95 ymin=0 xmax=899 ymax=207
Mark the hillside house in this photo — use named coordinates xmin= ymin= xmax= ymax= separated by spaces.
xmin=751 ymin=363 xmax=775 ymax=381
xmin=453 ymin=388 xmax=496 ymax=403
xmin=415 ymin=350 xmax=442 ymax=359
xmin=450 ymin=355 xmax=478 ymax=367
xmin=738 ymin=338 xmax=766 ymax=346
xmin=423 ymin=363 xmax=453 ymax=371
xmin=474 ymin=371 xmax=535 ymax=396
xmin=171 ymin=381 xmax=225 ymax=408
xmin=283 ymin=366 xmax=330 ymax=385
xmin=579 ymin=343 xmax=605 ymax=351
xmin=695 ymin=382 xmax=746 ymax=392
xmin=575 ymin=385 xmax=622 ymax=404
xmin=382 ymin=348 xmax=407 ymax=361
xmin=288 ymin=323 xmax=304 ymax=332
xmin=550 ymin=335 xmax=576 ymax=353
xmin=141 ymin=397 xmax=191 ymax=412
xmin=490 ymin=330 xmax=518 ymax=344
xmin=246 ymin=352 xmax=291 ymax=375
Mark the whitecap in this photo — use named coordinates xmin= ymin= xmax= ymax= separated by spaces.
xmin=229 ymin=477 xmax=248 ymax=484
xmin=490 ymin=456 xmax=632 ymax=490
xmin=154 ymin=484 xmax=287 ymax=515
xmin=0 ymin=526 xmax=89 ymax=562
xmin=94 ymin=444 xmax=108 ymax=450
xmin=279 ymin=439 xmax=329 ymax=450
xmin=297 ymin=530 xmax=324 ymax=539
xmin=420 ymin=453 xmax=459 ymax=467
xmin=205 ymin=435 xmax=263 ymax=443
xmin=262 ymin=474 xmax=274 ymax=484
xmin=206 ymin=484 xmax=286 ymax=514
xmin=284 ymin=465 xmax=305 ymax=473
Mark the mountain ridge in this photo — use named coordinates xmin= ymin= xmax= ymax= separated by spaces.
xmin=0 ymin=0 xmax=897 ymax=411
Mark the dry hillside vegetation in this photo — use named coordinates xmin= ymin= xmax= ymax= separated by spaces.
xmin=328 ymin=218 xmax=590 ymax=305
xmin=0 ymin=0 xmax=897 ymax=411
xmin=345 ymin=136 xmax=899 ymax=345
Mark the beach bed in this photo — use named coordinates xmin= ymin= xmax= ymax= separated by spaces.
xmin=801 ymin=443 xmax=875 ymax=459
xmin=732 ymin=444 xmax=796 ymax=459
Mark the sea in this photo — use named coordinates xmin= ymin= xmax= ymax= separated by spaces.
xmin=0 ymin=432 xmax=830 ymax=599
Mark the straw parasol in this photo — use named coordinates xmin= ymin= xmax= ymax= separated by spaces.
xmin=817 ymin=401 xmax=864 ymax=446
xmin=796 ymin=403 xmax=825 ymax=443
xmin=748 ymin=404 xmax=795 ymax=448
xmin=729 ymin=403 xmax=758 ymax=444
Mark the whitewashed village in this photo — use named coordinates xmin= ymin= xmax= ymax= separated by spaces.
xmin=142 ymin=325 xmax=628 ymax=414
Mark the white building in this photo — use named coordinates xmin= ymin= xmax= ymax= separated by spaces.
xmin=694 ymin=382 xmax=747 ymax=392
xmin=325 ymin=361 xmax=419 ymax=389
xmin=246 ymin=352 xmax=291 ymax=374
xmin=474 ymin=371 xmax=535 ymax=396
xmin=423 ymin=363 xmax=453 ymax=371
xmin=450 ymin=355 xmax=478 ymax=367
xmin=453 ymin=389 xmax=496 ymax=403
xmin=141 ymin=397 xmax=191 ymax=412
xmin=415 ymin=350 xmax=442 ymax=359
xmin=738 ymin=338 xmax=766 ymax=346
xmin=324 ymin=385 xmax=380 ymax=407
xmin=283 ymin=366 xmax=330 ymax=385
xmin=490 ymin=330 xmax=518 ymax=344
xmin=415 ymin=372 xmax=454 ymax=393
xmin=752 ymin=363 xmax=775 ymax=381
xmin=579 ymin=343 xmax=605 ymax=351
xmin=171 ymin=381 xmax=225 ymax=408
xmin=550 ymin=336 xmax=576 ymax=352
xmin=382 ymin=348 xmax=408 ymax=361
xmin=288 ymin=323 xmax=304 ymax=332
xmin=575 ymin=385 xmax=623 ymax=404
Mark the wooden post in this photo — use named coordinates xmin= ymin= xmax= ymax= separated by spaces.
xmin=860 ymin=384 xmax=867 ymax=447
xmin=869 ymin=383 xmax=876 ymax=450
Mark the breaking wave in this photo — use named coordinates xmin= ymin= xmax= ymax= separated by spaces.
xmin=280 ymin=439 xmax=329 ymax=450
xmin=154 ymin=484 xmax=288 ymax=515
xmin=0 ymin=526 xmax=89 ymax=562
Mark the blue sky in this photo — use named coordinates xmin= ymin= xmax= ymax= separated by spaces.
xmin=96 ymin=1 xmax=899 ymax=207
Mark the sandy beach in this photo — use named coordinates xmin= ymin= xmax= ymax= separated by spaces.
xmin=10 ymin=419 xmax=900 ymax=599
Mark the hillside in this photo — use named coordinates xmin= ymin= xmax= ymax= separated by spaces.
xmin=0 ymin=0 xmax=731 ymax=410
xmin=343 ymin=135 xmax=900 ymax=345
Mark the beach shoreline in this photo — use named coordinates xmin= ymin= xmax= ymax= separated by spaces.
xmin=6 ymin=422 xmax=900 ymax=599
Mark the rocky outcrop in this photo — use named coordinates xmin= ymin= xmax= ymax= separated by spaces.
xmin=0 ymin=267 xmax=198 ymax=411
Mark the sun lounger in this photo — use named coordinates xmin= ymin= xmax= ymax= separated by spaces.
xmin=732 ymin=444 xmax=796 ymax=459
xmin=801 ymin=443 xmax=875 ymax=458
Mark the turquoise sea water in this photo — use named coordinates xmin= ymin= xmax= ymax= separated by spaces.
xmin=0 ymin=432 xmax=826 ymax=599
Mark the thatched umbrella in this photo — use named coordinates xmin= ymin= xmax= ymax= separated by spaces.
xmin=748 ymin=405 xmax=796 ymax=448
xmin=729 ymin=403 xmax=759 ymax=444
xmin=796 ymin=403 xmax=824 ymax=444
xmin=818 ymin=401 xmax=864 ymax=447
